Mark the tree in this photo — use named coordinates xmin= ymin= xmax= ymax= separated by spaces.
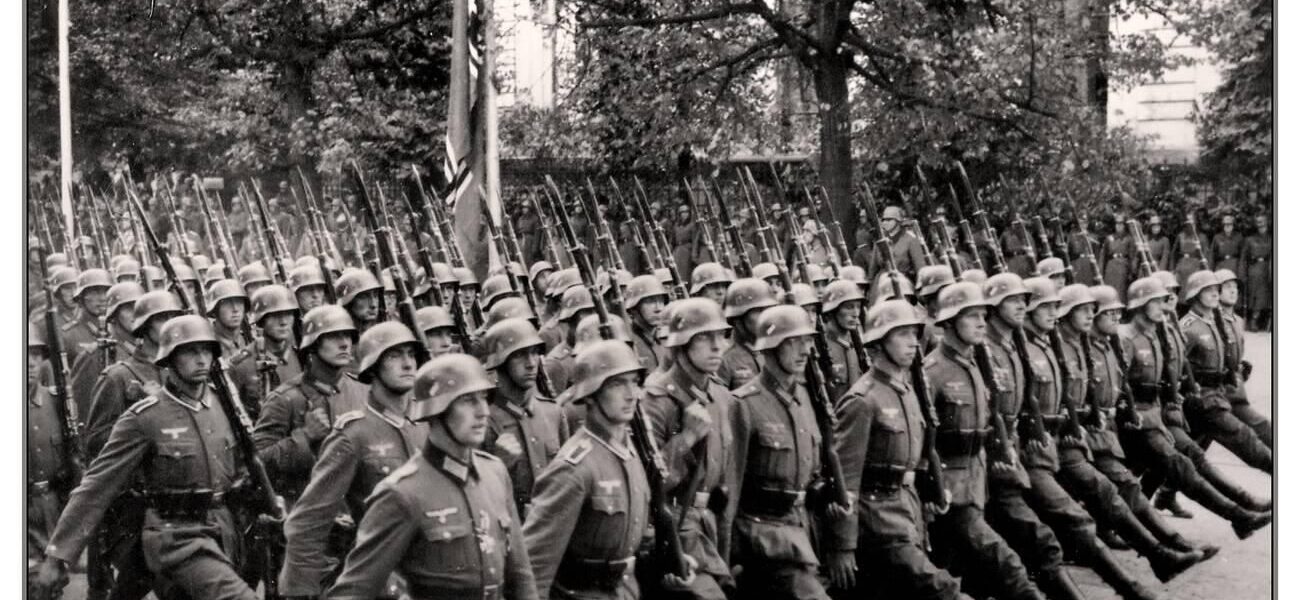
xmin=1192 ymin=0 xmax=1271 ymax=183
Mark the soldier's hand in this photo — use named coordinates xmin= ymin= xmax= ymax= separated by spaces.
xmin=824 ymin=498 xmax=854 ymax=520
xmin=681 ymin=402 xmax=712 ymax=443
xmin=31 ymin=557 xmax=69 ymax=600
xmin=827 ymin=550 xmax=857 ymax=590
xmin=925 ymin=489 xmax=952 ymax=517
xmin=495 ymin=432 xmax=524 ymax=459
xmin=660 ymin=554 xmax=698 ymax=591
xmin=304 ymin=407 xmax=332 ymax=441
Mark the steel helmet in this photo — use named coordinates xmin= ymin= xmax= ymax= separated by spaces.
xmin=624 ymin=275 xmax=670 ymax=310
xmin=173 ymin=262 xmax=198 ymax=283
xmin=546 ymin=268 xmax=582 ymax=299
xmin=754 ymin=304 xmax=818 ymax=351
xmin=131 ymin=290 xmax=185 ymax=335
xmin=295 ymin=255 xmax=320 ymax=269
xmin=411 ymin=267 xmax=432 ymax=298
xmin=596 ymin=269 xmax=633 ymax=296
xmin=481 ymin=318 xmax=545 ymax=369
xmin=1090 ymin=285 xmax=1125 ymax=312
xmin=935 ymin=281 xmax=989 ymax=323
xmin=189 ymin=255 xmax=212 ymax=273
xmin=486 ymin=297 xmax=535 ymax=326
xmin=690 ymin=262 xmax=733 ymax=294
xmin=417 ymin=305 xmax=456 ymax=332
xmin=114 ymin=258 xmax=141 ymax=281
xmin=573 ymin=313 xmax=633 ymax=353
xmin=871 ymin=270 xmax=915 ymax=303
xmin=569 ymin=339 xmax=645 ymax=401
xmin=299 ymin=305 xmax=358 ymax=349
xmin=143 ymin=265 xmax=165 ymax=287
xmin=203 ymin=264 xmax=228 ymax=288
xmin=356 ymin=321 xmax=419 ymax=382
xmin=653 ymin=267 xmax=674 ymax=287
xmin=803 ymin=264 xmax=829 ymax=285
xmin=1057 ymin=284 xmax=1096 ymax=316
xmin=558 ymin=286 xmax=596 ymax=321
xmin=287 ymin=263 xmax=326 ymax=294
xmin=1128 ymin=276 xmax=1171 ymax=310
xmin=960 ymin=269 xmax=989 ymax=287
xmin=106 ymin=282 xmax=145 ymax=318
xmin=204 ymin=279 xmax=249 ymax=316
xmin=506 ymin=261 xmax=527 ymax=280
xmin=430 ymin=262 xmax=458 ymax=286
xmin=864 ymin=299 xmax=924 ymax=344
xmin=1036 ymin=257 xmax=1066 ymax=278
xmin=29 ymin=320 xmax=46 ymax=351
xmin=408 ymin=353 xmax=495 ymax=421
xmin=1152 ymin=270 xmax=1179 ymax=292
xmin=154 ymin=314 xmax=221 ymax=365
xmin=75 ymin=269 xmax=114 ymax=299
xmin=840 ymin=265 xmax=867 ymax=286
xmin=1023 ymin=277 xmax=1061 ymax=312
xmin=791 ymin=283 xmax=820 ymax=307
xmin=882 ymin=206 xmax=906 ymax=221
xmin=45 ymin=252 xmax=68 ymax=270
xmin=250 ymin=285 xmax=299 ymax=324
xmin=984 ymin=273 xmax=1030 ymax=306
xmin=821 ymin=279 xmax=865 ymax=314
xmin=916 ymin=265 xmax=955 ymax=298
xmin=335 ymin=268 xmax=382 ymax=306
xmin=663 ymin=297 xmax=730 ymax=348
xmin=1182 ymin=270 xmax=1219 ymax=304
xmin=1214 ymin=268 xmax=1238 ymax=285
xmin=381 ymin=269 xmax=397 ymax=293
xmin=753 ymin=262 xmax=781 ymax=281
xmin=48 ymin=266 xmax=78 ymax=290
xmin=724 ymin=278 xmax=779 ymax=318
xmin=529 ymin=260 xmax=555 ymax=282
xmin=453 ymin=266 xmax=478 ymax=288
xmin=239 ymin=262 xmax=273 ymax=288
xmin=480 ymin=274 xmax=518 ymax=310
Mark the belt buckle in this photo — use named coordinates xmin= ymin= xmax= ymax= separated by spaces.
xmin=482 ymin=583 xmax=500 ymax=600
xmin=31 ymin=480 xmax=50 ymax=493
xmin=902 ymin=471 xmax=916 ymax=486
xmin=693 ymin=491 xmax=711 ymax=508
xmin=791 ymin=489 xmax=806 ymax=506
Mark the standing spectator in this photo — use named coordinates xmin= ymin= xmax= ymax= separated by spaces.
xmin=1144 ymin=215 xmax=1171 ymax=271
xmin=1172 ymin=218 xmax=1210 ymax=287
xmin=1243 ymin=213 xmax=1271 ymax=331
xmin=1067 ymin=215 xmax=1100 ymax=285
xmin=1101 ymin=214 xmax=1135 ymax=301
xmin=1210 ymin=213 xmax=1244 ymax=278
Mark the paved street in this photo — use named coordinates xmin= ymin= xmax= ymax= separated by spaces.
xmin=52 ymin=333 xmax=1275 ymax=600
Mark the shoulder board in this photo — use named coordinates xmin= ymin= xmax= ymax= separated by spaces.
xmin=342 ymin=371 xmax=359 ymax=381
xmin=562 ymin=437 xmax=594 ymax=465
xmin=472 ymin=449 xmax=503 ymax=464
xmin=388 ymin=461 xmax=419 ymax=483
xmin=228 ymin=348 xmax=254 ymax=367
xmin=732 ymin=381 xmax=761 ymax=398
xmin=60 ymin=320 xmax=80 ymax=332
xmin=334 ymin=410 xmax=365 ymax=430
xmin=643 ymin=375 xmax=669 ymax=397
xmin=1179 ymin=315 xmax=1197 ymax=328
xmin=128 ymin=396 xmax=159 ymax=414
xmin=922 ymin=354 xmax=940 ymax=368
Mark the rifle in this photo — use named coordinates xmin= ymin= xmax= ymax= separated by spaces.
xmin=815 ymin=185 xmax=854 ymax=267
xmin=1062 ymin=192 xmax=1103 ymax=286
xmin=735 ymin=173 xmax=778 ymax=266
xmin=944 ymin=181 xmax=986 ymax=272
xmin=633 ymin=177 xmax=689 ymax=299
xmin=297 ymin=167 xmax=347 ymax=270
xmin=860 ymin=181 xmax=948 ymax=511
xmin=583 ymin=178 xmax=627 ymax=272
xmin=349 ymin=162 xmax=432 ymax=365
xmin=609 ymin=177 xmax=657 ymax=273
xmin=234 ymin=185 xmax=278 ymax=282
xmin=194 ymin=179 xmax=255 ymax=346
xmin=710 ymin=175 xmax=754 ymax=278
xmin=80 ymin=186 xmax=111 ymax=268
xmin=34 ymin=219 xmax=87 ymax=483
xmin=290 ymin=172 xmax=339 ymax=304
xmin=681 ymin=179 xmax=720 ymax=265
xmin=544 ymin=174 xmax=692 ymax=582
xmin=1000 ymin=176 xmax=1038 ymax=266
xmin=406 ymin=168 xmax=473 ymax=344
xmin=801 ymin=186 xmax=839 ymax=273
xmin=528 ymin=187 xmax=568 ymax=269
xmin=249 ymin=180 xmax=293 ymax=268
xmin=955 ymin=164 xmax=1007 ymax=274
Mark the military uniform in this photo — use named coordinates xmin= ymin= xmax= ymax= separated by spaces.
xmin=1171 ymin=231 xmax=1209 ymax=287
xmin=1179 ymin=310 xmax=1270 ymax=472
xmin=1219 ymin=309 xmax=1270 ymax=448
xmin=228 ymin=337 xmax=302 ymax=422
xmin=869 ymin=230 xmax=926 ymax=284
xmin=69 ymin=322 xmax=134 ymax=426
xmin=1242 ymin=231 xmax=1271 ymax=326
xmin=86 ymin=341 xmax=163 ymax=457
xmin=830 ymin=367 xmax=968 ymax=600
xmin=28 ymin=380 xmax=70 ymax=571
xmin=1066 ymin=231 xmax=1100 ymax=286
xmin=325 ymin=428 xmax=539 ymax=600
xmin=718 ymin=339 xmax=761 ymax=390
xmin=631 ymin=321 xmax=666 ymax=372
xmin=924 ymin=341 xmax=1043 ymax=600
xmin=279 ymin=395 xmax=429 ymax=597
xmin=730 ymin=368 xmax=828 ymax=600
xmin=822 ymin=321 xmax=864 ymax=403
xmin=542 ymin=342 xmax=575 ymax=391
xmin=60 ymin=308 xmax=106 ymax=365
xmin=1209 ymin=229 xmax=1243 ymax=277
xmin=642 ymin=363 xmax=740 ymax=599
xmin=213 ymin=321 xmax=247 ymax=359
xmin=1100 ymin=234 xmax=1135 ymax=301
xmin=1001 ymin=229 xmax=1036 ymax=279
xmin=523 ymin=423 xmax=651 ymax=600
xmin=45 ymin=386 xmax=258 ymax=600
xmin=1145 ymin=234 xmax=1171 ymax=272
xmin=252 ymin=365 xmax=369 ymax=505
xmin=483 ymin=386 xmax=570 ymax=519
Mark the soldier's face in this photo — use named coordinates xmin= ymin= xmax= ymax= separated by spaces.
xmin=1095 ymin=309 xmax=1120 ymax=335
xmin=245 ymin=281 xmax=269 ymax=297
xmin=997 ymin=295 xmax=1027 ymax=327
xmin=170 ymin=344 xmax=214 ymax=384
xmin=443 ymin=391 xmax=491 ymax=446
xmin=833 ymin=301 xmax=861 ymax=331
xmin=146 ymin=316 xmax=170 ymax=343
xmin=881 ymin=217 xmax=899 ymax=234
xmin=82 ymin=287 xmax=109 ymax=316
xmin=117 ymin=274 xmax=138 ymax=284
xmin=315 ymin=331 xmax=355 ymax=368
xmin=350 ymin=290 xmax=380 ymax=322
xmin=774 ymin=335 xmax=813 ymax=374
xmin=1067 ymin=304 xmax=1095 ymax=332
xmin=766 ymin=278 xmax=783 ymax=299
xmin=1196 ymin=286 xmax=1220 ymax=309
xmin=426 ymin=328 xmax=456 ymax=356
xmin=262 ymin=312 xmax=295 ymax=342
xmin=376 ymin=344 xmax=418 ymax=393
xmin=881 ymin=326 xmax=920 ymax=365
xmin=216 ymin=299 xmax=246 ymax=329
xmin=953 ymin=307 xmax=987 ymax=345
xmin=459 ymin=286 xmax=478 ymax=308
xmin=505 ymin=347 xmax=540 ymax=389
xmin=592 ymin=372 xmax=642 ymax=425
xmin=532 ymin=274 xmax=550 ymax=294
xmin=113 ymin=305 xmax=136 ymax=331
xmin=1162 ymin=292 xmax=1178 ymax=313
xmin=685 ymin=331 xmax=726 ymax=373
xmin=1049 ymin=275 xmax=1065 ymax=291
xmin=635 ymin=296 xmax=666 ymax=327
xmin=1029 ymin=303 xmax=1058 ymax=331
xmin=1142 ymin=300 xmax=1166 ymax=323
xmin=701 ymin=284 xmax=727 ymax=306
xmin=28 ymin=348 xmax=46 ymax=384
xmin=57 ymin=284 xmax=75 ymax=304
xmin=1220 ymin=280 xmax=1239 ymax=305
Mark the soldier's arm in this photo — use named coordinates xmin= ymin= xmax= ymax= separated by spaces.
xmin=45 ymin=409 xmax=151 ymax=563
xmin=829 ymin=388 xmax=872 ymax=552
xmin=520 ymin=462 xmax=585 ymax=598
xmin=642 ymin=392 xmax=696 ymax=490
xmin=325 ymin=483 xmax=419 ymax=600
xmin=499 ymin=465 xmax=540 ymax=600
xmin=253 ymin=389 xmax=315 ymax=478
xmin=85 ymin=370 xmax=127 ymax=459
xmin=279 ymin=429 xmax=361 ymax=597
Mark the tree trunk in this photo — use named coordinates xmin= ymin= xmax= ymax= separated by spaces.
xmin=811 ymin=54 xmax=855 ymax=240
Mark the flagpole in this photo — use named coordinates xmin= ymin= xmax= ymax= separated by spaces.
xmin=58 ymin=0 xmax=75 ymax=239
xmin=479 ymin=0 xmax=502 ymax=272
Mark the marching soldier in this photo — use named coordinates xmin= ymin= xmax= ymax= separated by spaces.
xmin=206 ymin=279 xmax=250 ymax=356
xmin=27 ymin=322 xmax=72 ymax=590
xmin=325 ymin=354 xmax=538 ymax=600
xmin=642 ymin=297 xmax=741 ymax=599
xmin=229 ymin=284 xmax=302 ymax=419
xmin=1215 ymin=269 xmax=1271 ymax=447
xmin=1242 ymin=214 xmax=1270 ymax=331
xmin=32 ymin=264 xmax=78 ymax=329
xmin=417 ymin=305 xmax=461 ymax=356
xmin=719 ymin=278 xmax=778 ymax=389
xmin=239 ymin=262 xmax=274 ymax=298
xmin=113 ymin=257 xmax=141 ymax=284
xmin=729 ymin=305 xmax=834 ymax=600
xmin=690 ymin=262 xmax=734 ymax=306
xmin=335 ymin=268 xmax=384 ymax=334
xmin=1001 ymin=223 xmax=1036 ymax=279
xmin=541 ymin=286 xmax=598 ymax=390
xmin=523 ymin=340 xmax=661 ymax=599
xmin=290 ymin=263 xmax=331 ymax=312
xmin=819 ymin=279 xmax=866 ymax=401
xmin=480 ymin=318 xmax=571 ymax=519
xmin=279 ymin=321 xmax=428 ymax=598
xmin=253 ymin=304 xmax=369 ymax=507
xmin=1036 ymin=258 xmax=1067 ymax=291
xmin=826 ymin=299 xmax=969 ymax=600
xmin=60 ymin=268 xmax=114 ymax=364
xmin=1066 ymin=217 xmax=1100 ymax=288
xmin=33 ymin=316 xmax=262 ymax=600
xmin=625 ymin=274 xmax=671 ymax=371
xmin=1209 ymin=214 xmax=1243 ymax=277
xmin=1179 ymin=271 xmax=1271 ymax=473
xmin=867 ymin=206 xmax=926 ymax=284
xmin=1172 ymin=222 xmax=1210 ymax=288
xmin=539 ymin=268 xmax=582 ymax=350
xmin=69 ymin=281 xmax=143 ymax=423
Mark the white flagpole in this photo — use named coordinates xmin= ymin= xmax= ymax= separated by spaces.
xmin=58 ymin=0 xmax=75 ymax=239
xmin=480 ymin=0 xmax=502 ymax=271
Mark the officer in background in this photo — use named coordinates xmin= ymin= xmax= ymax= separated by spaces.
xmin=719 ymin=278 xmax=777 ymax=389
xmin=523 ymin=340 xmax=660 ymax=599
xmin=279 ymin=322 xmax=428 ymax=598
xmin=33 ymin=316 xmax=262 ymax=600
xmin=1209 ymin=214 xmax=1243 ymax=277
xmin=325 ymin=354 xmax=538 ymax=600
xmin=867 ymin=206 xmax=926 ymax=284
xmin=1242 ymin=214 xmax=1270 ymax=331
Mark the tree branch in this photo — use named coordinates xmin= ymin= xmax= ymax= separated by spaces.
xmin=848 ymin=58 xmax=1037 ymax=140
xmin=580 ymin=4 xmax=758 ymax=29
xmin=681 ymin=36 xmax=783 ymax=83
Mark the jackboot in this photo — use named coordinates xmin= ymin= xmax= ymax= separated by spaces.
xmin=1153 ymin=488 xmax=1193 ymax=519
xmin=1232 ymin=509 xmax=1273 ymax=540
xmin=1176 ymin=468 xmax=1273 ymax=537
xmin=1079 ymin=537 xmax=1162 ymax=600
xmin=1097 ymin=528 xmax=1130 ymax=550
xmin=1035 ymin=568 xmax=1087 ymax=600
xmin=1108 ymin=508 xmax=1202 ymax=583
xmin=1135 ymin=503 xmax=1220 ymax=561
xmin=1198 ymin=458 xmax=1272 ymax=511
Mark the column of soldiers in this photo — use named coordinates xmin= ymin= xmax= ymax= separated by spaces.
xmin=27 ymin=169 xmax=1272 ymax=600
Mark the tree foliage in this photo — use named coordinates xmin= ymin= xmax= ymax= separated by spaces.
xmin=1189 ymin=0 xmax=1271 ymax=182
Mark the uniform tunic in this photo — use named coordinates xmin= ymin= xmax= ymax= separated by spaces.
xmin=60 ymin=308 xmax=105 ymax=365
xmin=631 ymin=322 xmax=666 ymax=372
xmin=822 ymin=323 xmax=863 ymax=403
xmin=869 ymin=230 xmax=927 ymax=286
xmin=279 ymin=395 xmax=429 ymax=597
xmin=542 ymin=342 xmax=574 ymax=392
xmin=1242 ymin=232 xmax=1271 ymax=311
xmin=1180 ymin=310 xmax=1271 ymax=472
xmin=483 ymin=386 xmax=570 ymax=518
xmin=68 ymin=323 xmax=134 ymax=428
xmin=228 ymin=336 xmax=302 ymax=422
xmin=1001 ymin=229 xmax=1036 ymax=279
xmin=1101 ymin=234 xmax=1135 ymax=301
xmin=325 ymin=428 xmax=538 ymax=600
xmin=86 ymin=341 xmax=162 ymax=458
xmin=523 ymin=423 xmax=650 ymax=600
xmin=1210 ymin=230 xmax=1243 ymax=277
xmin=719 ymin=339 xmax=761 ymax=390
xmin=1172 ymin=231 xmax=1210 ymax=287
xmin=1067 ymin=231 xmax=1101 ymax=286
xmin=28 ymin=380 xmax=69 ymax=567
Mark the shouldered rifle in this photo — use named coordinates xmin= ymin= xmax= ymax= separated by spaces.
xmin=1048 ymin=214 xmax=1076 ymax=285
xmin=1063 ymin=192 xmax=1103 ymax=286
xmin=544 ymin=174 xmax=691 ymax=583
xmin=955 ymin=162 xmax=1006 ymax=274
xmin=297 ymin=166 xmax=347 ymax=271
xmin=1000 ymin=176 xmax=1038 ymax=265
xmin=1130 ymin=219 xmax=1204 ymax=406
xmin=80 ymin=186 xmax=111 ymax=268
xmin=194 ymin=179 xmax=255 ymax=346
xmin=529 ymin=187 xmax=568 ymax=269
xmin=948 ymin=265 xmax=1019 ymax=469
xmin=801 ymin=186 xmax=839 ymax=273
xmin=945 ymin=182 xmax=986 ymax=272
xmin=583 ymin=178 xmax=627 ymax=272
xmin=235 ymin=185 xmax=278 ymax=282
xmin=633 ymin=176 xmax=689 ymax=298
xmin=293 ymin=180 xmax=339 ymax=304
xmin=681 ymin=179 xmax=720 ymax=265
xmin=609 ymin=177 xmax=657 ymax=273
xmin=710 ymin=175 xmax=754 ymax=278
xmin=249 ymin=180 xmax=292 ymax=265
xmin=860 ymin=181 xmax=948 ymax=510
xmin=737 ymin=169 xmax=781 ymax=268
xmin=501 ymin=205 xmax=544 ymax=310
xmin=405 ymin=170 xmax=473 ymax=344
xmin=35 ymin=224 xmax=86 ymax=483
xmin=815 ymin=185 xmax=854 ymax=267
xmin=1045 ymin=326 xmax=1092 ymax=455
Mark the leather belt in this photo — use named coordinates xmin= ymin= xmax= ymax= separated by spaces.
xmin=1193 ymin=369 xmax=1228 ymax=388
xmin=1131 ymin=383 xmax=1161 ymax=405
xmin=740 ymin=484 xmax=807 ymax=517
xmin=860 ymin=467 xmax=914 ymax=493
xmin=144 ymin=489 xmax=231 ymax=516
xmin=557 ymin=556 xmax=636 ymax=591
xmin=936 ymin=428 xmax=989 ymax=457
xmin=407 ymin=583 xmax=500 ymax=600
